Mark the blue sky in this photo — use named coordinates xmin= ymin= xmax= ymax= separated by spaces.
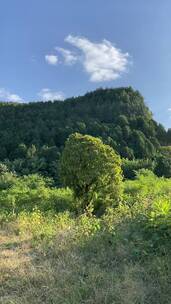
xmin=0 ymin=0 xmax=171 ymax=128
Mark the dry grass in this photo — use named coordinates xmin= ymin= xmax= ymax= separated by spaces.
xmin=0 ymin=217 xmax=171 ymax=304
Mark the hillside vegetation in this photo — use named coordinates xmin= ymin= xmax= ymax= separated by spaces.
xmin=0 ymin=89 xmax=171 ymax=303
xmin=0 ymin=87 xmax=171 ymax=181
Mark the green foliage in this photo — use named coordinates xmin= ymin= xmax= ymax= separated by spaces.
xmin=0 ymin=163 xmax=9 ymax=174
xmin=60 ymin=133 xmax=123 ymax=214
xmin=0 ymin=87 xmax=167 ymax=180
xmin=124 ymin=169 xmax=171 ymax=203
xmin=18 ymin=210 xmax=73 ymax=242
xmin=0 ymin=173 xmax=73 ymax=214
xmin=0 ymin=87 xmax=171 ymax=304
xmin=4 ymin=145 xmax=61 ymax=184
xmin=6 ymin=176 xmax=170 ymax=256
xmin=0 ymin=171 xmax=171 ymax=303
xmin=123 ymin=170 xmax=171 ymax=249
xmin=154 ymin=146 xmax=171 ymax=177
xmin=122 ymin=158 xmax=155 ymax=179
xmin=0 ymin=171 xmax=17 ymax=190
xmin=155 ymin=154 xmax=171 ymax=178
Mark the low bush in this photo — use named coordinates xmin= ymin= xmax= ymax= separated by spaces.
xmin=122 ymin=158 xmax=155 ymax=179
xmin=0 ymin=173 xmax=74 ymax=214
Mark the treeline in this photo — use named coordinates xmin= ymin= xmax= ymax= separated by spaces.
xmin=0 ymin=87 xmax=170 ymax=180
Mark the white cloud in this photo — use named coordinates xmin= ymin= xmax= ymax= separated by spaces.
xmin=45 ymin=54 xmax=58 ymax=65
xmin=38 ymin=88 xmax=65 ymax=101
xmin=56 ymin=47 xmax=78 ymax=65
xmin=65 ymin=35 xmax=129 ymax=82
xmin=0 ymin=88 xmax=23 ymax=102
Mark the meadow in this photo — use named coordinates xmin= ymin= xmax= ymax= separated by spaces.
xmin=0 ymin=170 xmax=171 ymax=304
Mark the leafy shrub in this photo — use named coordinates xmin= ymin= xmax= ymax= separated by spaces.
xmin=154 ymin=153 xmax=171 ymax=178
xmin=124 ymin=169 xmax=171 ymax=204
xmin=0 ymin=173 xmax=73 ymax=214
xmin=153 ymin=146 xmax=171 ymax=178
xmin=121 ymin=171 xmax=171 ymax=255
xmin=60 ymin=133 xmax=123 ymax=214
xmin=0 ymin=171 xmax=17 ymax=190
xmin=122 ymin=158 xmax=155 ymax=179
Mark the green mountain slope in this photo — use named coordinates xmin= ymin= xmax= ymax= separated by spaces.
xmin=0 ymin=87 xmax=167 ymax=157
xmin=0 ymin=87 xmax=169 ymax=179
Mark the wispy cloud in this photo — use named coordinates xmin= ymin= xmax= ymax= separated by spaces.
xmin=38 ymin=88 xmax=65 ymax=101
xmin=55 ymin=47 xmax=78 ymax=65
xmin=0 ymin=88 xmax=23 ymax=102
xmin=45 ymin=54 xmax=58 ymax=65
xmin=45 ymin=35 xmax=130 ymax=82
xmin=65 ymin=35 xmax=129 ymax=82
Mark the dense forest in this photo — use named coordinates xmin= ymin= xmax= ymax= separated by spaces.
xmin=0 ymin=87 xmax=170 ymax=181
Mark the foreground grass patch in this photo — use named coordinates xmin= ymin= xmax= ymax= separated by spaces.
xmin=0 ymin=202 xmax=171 ymax=304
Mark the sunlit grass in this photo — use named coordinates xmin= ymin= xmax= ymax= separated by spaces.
xmin=0 ymin=171 xmax=171 ymax=303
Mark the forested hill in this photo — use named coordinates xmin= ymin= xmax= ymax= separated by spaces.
xmin=0 ymin=87 xmax=170 ymax=179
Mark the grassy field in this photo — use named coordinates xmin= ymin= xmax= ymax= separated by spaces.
xmin=0 ymin=171 xmax=171 ymax=304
